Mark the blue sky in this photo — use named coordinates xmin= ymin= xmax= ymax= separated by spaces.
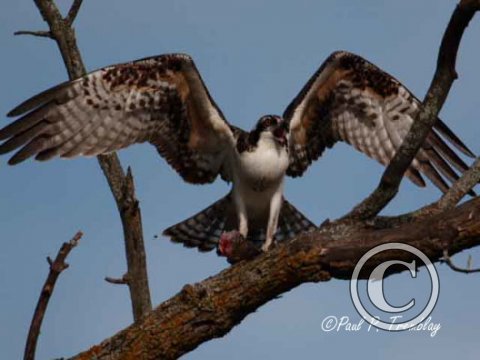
xmin=1 ymin=1 xmax=480 ymax=359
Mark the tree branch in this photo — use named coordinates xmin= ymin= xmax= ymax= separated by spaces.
xmin=14 ymin=30 xmax=52 ymax=38
xmin=24 ymin=231 xmax=82 ymax=360
xmin=26 ymin=0 xmax=152 ymax=322
xmin=436 ymin=157 xmax=480 ymax=210
xmin=345 ymin=0 xmax=480 ymax=220
xmin=370 ymin=155 xmax=480 ymax=225
xmin=441 ymin=249 xmax=480 ymax=273
xmin=65 ymin=0 xmax=83 ymax=26
xmin=105 ymin=274 xmax=129 ymax=285
xmin=70 ymin=198 xmax=480 ymax=360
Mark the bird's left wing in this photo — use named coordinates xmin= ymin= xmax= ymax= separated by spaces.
xmin=0 ymin=54 xmax=239 ymax=184
xmin=284 ymin=51 xmax=474 ymax=193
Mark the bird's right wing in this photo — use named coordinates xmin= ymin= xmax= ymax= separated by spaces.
xmin=0 ymin=54 xmax=238 ymax=184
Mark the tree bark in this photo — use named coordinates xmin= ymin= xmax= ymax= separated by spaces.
xmin=70 ymin=197 xmax=480 ymax=360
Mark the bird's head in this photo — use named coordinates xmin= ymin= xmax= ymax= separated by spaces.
xmin=254 ymin=115 xmax=289 ymax=146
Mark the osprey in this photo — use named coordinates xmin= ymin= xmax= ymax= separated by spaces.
xmin=0 ymin=51 xmax=474 ymax=253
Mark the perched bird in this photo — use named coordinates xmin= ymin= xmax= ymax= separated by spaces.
xmin=0 ymin=51 xmax=474 ymax=254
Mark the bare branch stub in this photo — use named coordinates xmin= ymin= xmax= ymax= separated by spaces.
xmin=28 ymin=0 xmax=152 ymax=322
xmin=345 ymin=0 xmax=479 ymax=221
xmin=442 ymin=249 xmax=480 ymax=274
xmin=14 ymin=30 xmax=52 ymax=38
xmin=24 ymin=231 xmax=83 ymax=360
xmin=105 ymin=274 xmax=130 ymax=285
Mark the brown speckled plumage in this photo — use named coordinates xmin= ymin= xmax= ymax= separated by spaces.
xmin=0 ymin=54 xmax=235 ymax=184
xmin=284 ymin=51 xmax=474 ymax=193
xmin=0 ymin=50 xmax=475 ymax=254
xmin=336 ymin=51 xmax=400 ymax=97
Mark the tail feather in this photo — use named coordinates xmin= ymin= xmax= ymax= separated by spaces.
xmin=163 ymin=194 xmax=234 ymax=252
xmin=276 ymin=199 xmax=316 ymax=241
xmin=163 ymin=195 xmax=316 ymax=252
xmin=239 ymin=199 xmax=316 ymax=247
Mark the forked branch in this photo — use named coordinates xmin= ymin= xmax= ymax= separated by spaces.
xmin=442 ymin=249 xmax=480 ymax=273
xmin=24 ymin=231 xmax=82 ymax=360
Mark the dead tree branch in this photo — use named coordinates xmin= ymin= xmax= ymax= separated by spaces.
xmin=24 ymin=231 xmax=82 ymax=360
xmin=345 ymin=0 xmax=480 ymax=220
xmin=69 ymin=198 xmax=480 ymax=360
xmin=23 ymin=0 xmax=152 ymax=322
xmin=436 ymin=157 xmax=480 ymax=210
xmin=105 ymin=274 xmax=129 ymax=285
xmin=65 ymin=0 xmax=83 ymax=26
xmin=14 ymin=30 xmax=52 ymax=38
xmin=371 ymin=156 xmax=480 ymax=225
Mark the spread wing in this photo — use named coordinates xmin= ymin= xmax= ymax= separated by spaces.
xmin=284 ymin=51 xmax=475 ymax=193
xmin=0 ymin=54 xmax=239 ymax=184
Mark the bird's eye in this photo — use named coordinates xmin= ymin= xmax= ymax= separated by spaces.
xmin=263 ymin=117 xmax=275 ymax=127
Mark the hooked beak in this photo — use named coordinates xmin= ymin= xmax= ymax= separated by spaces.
xmin=273 ymin=124 xmax=288 ymax=146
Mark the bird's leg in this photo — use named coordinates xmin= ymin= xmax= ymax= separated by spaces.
xmin=217 ymin=188 xmax=249 ymax=260
xmin=262 ymin=189 xmax=283 ymax=252
xmin=233 ymin=191 xmax=249 ymax=238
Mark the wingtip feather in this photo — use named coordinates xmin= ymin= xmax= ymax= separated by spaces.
xmin=7 ymin=97 xmax=45 ymax=118
xmin=7 ymin=108 xmax=21 ymax=118
xmin=434 ymin=118 xmax=475 ymax=158
xmin=6 ymin=78 xmax=76 ymax=119
xmin=8 ymin=155 xmax=24 ymax=166
xmin=405 ymin=168 xmax=427 ymax=188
